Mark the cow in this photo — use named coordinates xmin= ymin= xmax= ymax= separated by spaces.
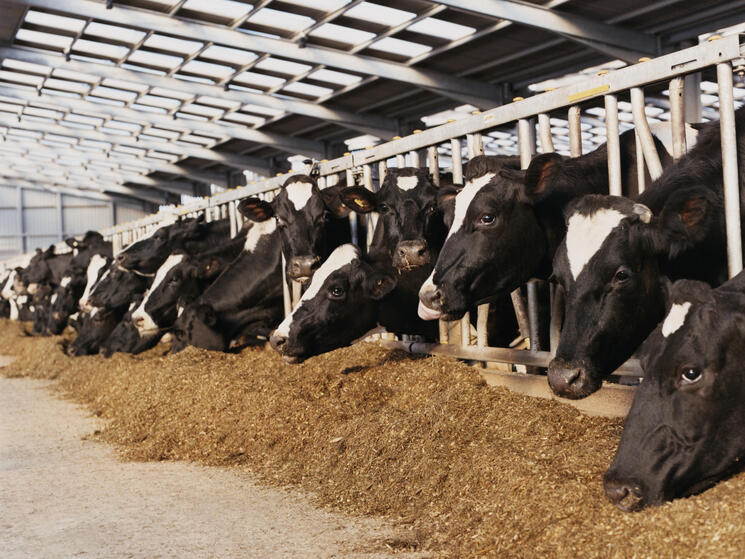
xmin=269 ymin=244 xmax=397 ymax=363
xmin=546 ymin=109 xmax=742 ymax=399
xmin=604 ymin=272 xmax=745 ymax=511
xmin=20 ymin=246 xmax=73 ymax=296
xmin=418 ymin=129 xmax=675 ymax=322
xmin=116 ymin=215 xmax=230 ymax=275
xmin=170 ymin=216 xmax=284 ymax=353
xmin=237 ymin=174 xmax=351 ymax=283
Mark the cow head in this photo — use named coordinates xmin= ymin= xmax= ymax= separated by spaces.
xmin=548 ymin=188 xmax=723 ymax=399
xmin=171 ymin=302 xmax=225 ymax=353
xmin=88 ymin=264 xmax=148 ymax=312
xmin=67 ymin=231 xmax=112 ymax=272
xmin=418 ymin=155 xmax=545 ymax=320
xmin=604 ymin=276 xmax=745 ymax=511
xmin=22 ymin=246 xmax=55 ymax=293
xmin=238 ymin=174 xmax=350 ymax=283
xmin=269 ymin=244 xmax=396 ymax=363
xmin=340 ymin=167 xmax=446 ymax=271
xmin=68 ymin=307 xmax=121 ymax=356
xmin=115 ymin=216 xmax=194 ymax=274
xmin=100 ymin=295 xmax=159 ymax=356
xmin=45 ymin=272 xmax=85 ymax=335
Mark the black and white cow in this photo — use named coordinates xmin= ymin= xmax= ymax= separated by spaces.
xmin=604 ymin=272 xmax=745 ymax=511
xmin=547 ymin=110 xmax=742 ymax=399
xmin=170 ymin=217 xmax=284 ymax=353
xmin=418 ymin=130 xmax=674 ymax=321
xmin=269 ymin=244 xmax=396 ymax=363
xmin=238 ymin=174 xmax=351 ymax=282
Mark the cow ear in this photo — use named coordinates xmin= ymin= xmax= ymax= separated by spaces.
xmin=196 ymin=304 xmax=217 ymax=327
xmin=364 ymin=269 xmax=396 ymax=300
xmin=238 ymin=197 xmax=275 ymax=222
xmin=657 ymin=187 xmax=719 ymax=257
xmin=437 ymin=184 xmax=460 ymax=228
xmin=65 ymin=237 xmax=78 ymax=248
xmin=200 ymin=258 xmax=221 ymax=278
xmin=523 ymin=153 xmax=564 ymax=198
xmin=340 ymin=186 xmax=377 ymax=214
xmin=319 ymin=185 xmax=351 ymax=218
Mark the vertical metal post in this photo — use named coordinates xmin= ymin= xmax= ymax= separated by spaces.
xmin=549 ymin=283 xmax=564 ymax=354
xmin=630 ymin=87 xmax=664 ymax=180
xmin=717 ymin=62 xmax=743 ymax=277
xmin=537 ymin=113 xmax=554 ymax=153
xmin=409 ymin=150 xmax=420 ymax=167
xmin=228 ymin=201 xmax=237 ymax=238
xmin=526 ymin=280 xmax=542 ymax=352
xmin=362 ymin=164 xmax=376 ymax=249
xmin=517 ymin=118 xmax=535 ymax=168
xmin=684 ymin=72 xmax=702 ymax=123
xmin=427 ymin=146 xmax=439 ymax=185
xmin=635 ymin=130 xmax=646 ymax=194
xmin=568 ymin=106 xmax=583 ymax=157
xmin=396 ymin=153 xmax=406 ymax=167
xmin=450 ymin=138 xmax=463 ymax=184
xmin=55 ymin=191 xmax=63 ymax=242
xmin=281 ymin=253 xmax=292 ymax=317
xmin=345 ymin=167 xmax=358 ymax=247
xmin=604 ymin=94 xmax=622 ymax=196
xmin=378 ymin=161 xmax=388 ymax=183
xmin=668 ymin=76 xmax=687 ymax=159
xmin=292 ymin=281 xmax=302 ymax=309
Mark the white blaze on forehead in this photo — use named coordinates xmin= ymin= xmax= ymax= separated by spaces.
xmin=244 ymin=218 xmax=277 ymax=253
xmin=566 ymin=209 xmax=626 ymax=280
xmin=273 ymin=244 xmax=359 ymax=338
xmin=447 ymin=173 xmax=496 ymax=239
xmin=285 ymin=181 xmax=314 ymax=211
xmin=78 ymin=255 xmax=108 ymax=309
xmin=60 ymin=276 xmax=72 ymax=287
xmin=396 ymin=176 xmax=419 ymax=191
xmin=662 ymin=302 xmax=692 ymax=338
xmin=131 ymin=253 xmax=184 ymax=335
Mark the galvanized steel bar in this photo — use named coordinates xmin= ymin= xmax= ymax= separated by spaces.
xmin=568 ymin=105 xmax=583 ymax=157
xmin=635 ymin=130 xmax=646 ymax=193
xmin=427 ymin=146 xmax=440 ymax=186
xmin=281 ymin=253 xmax=292 ymax=318
xmin=604 ymin=94 xmax=623 ymax=196
xmin=630 ymin=87 xmax=664 ymax=180
xmin=717 ymin=61 xmax=743 ymax=277
xmin=668 ymin=76 xmax=687 ymax=159
xmin=537 ymin=113 xmax=554 ymax=153
xmin=450 ymin=138 xmax=464 ymax=184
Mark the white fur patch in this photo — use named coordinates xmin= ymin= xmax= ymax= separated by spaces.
xmin=9 ymin=300 xmax=18 ymax=320
xmin=447 ymin=173 xmax=496 ymax=239
xmin=51 ymin=293 xmax=58 ymax=305
xmin=131 ymin=254 xmax=184 ymax=336
xmin=1 ymin=270 xmax=17 ymax=300
xmin=244 ymin=219 xmax=278 ymax=253
xmin=662 ymin=302 xmax=692 ymax=338
xmin=60 ymin=276 xmax=72 ymax=287
xmin=566 ymin=209 xmax=626 ymax=280
xmin=396 ymin=176 xmax=419 ymax=191
xmin=273 ymin=244 xmax=359 ymax=338
xmin=285 ymin=181 xmax=314 ymax=211
xmin=78 ymin=255 xmax=108 ymax=310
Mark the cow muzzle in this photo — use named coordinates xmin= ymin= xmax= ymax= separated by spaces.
xmin=269 ymin=333 xmax=301 ymax=364
xmin=603 ymin=475 xmax=646 ymax=512
xmin=547 ymin=359 xmax=600 ymax=399
xmin=393 ymin=240 xmax=429 ymax=270
xmin=288 ymin=256 xmax=319 ymax=283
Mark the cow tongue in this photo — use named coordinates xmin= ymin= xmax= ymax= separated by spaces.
xmin=418 ymin=300 xmax=442 ymax=321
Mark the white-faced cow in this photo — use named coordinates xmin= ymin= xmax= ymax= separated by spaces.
xmin=547 ymin=109 xmax=743 ymax=399
xmin=237 ymin=174 xmax=351 ymax=283
xmin=604 ymin=272 xmax=745 ymax=511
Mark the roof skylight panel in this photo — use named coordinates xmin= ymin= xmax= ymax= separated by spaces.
xmin=24 ymin=11 xmax=86 ymax=33
xmin=138 ymin=94 xmax=182 ymax=110
xmin=15 ymin=29 xmax=73 ymax=50
xmin=221 ymin=112 xmax=266 ymax=125
xmin=181 ymin=60 xmax=235 ymax=79
xmin=181 ymin=0 xmax=253 ymax=20
xmin=84 ymin=22 xmax=146 ymax=45
xmin=345 ymin=2 xmax=415 ymax=26
xmin=112 ymin=145 xmax=146 ymax=155
xmin=369 ymin=37 xmax=431 ymax=57
xmin=308 ymin=69 xmax=361 ymax=86
xmin=52 ymin=68 xmax=98 ymax=84
xmin=24 ymin=106 xmax=63 ymax=120
xmin=172 ymin=74 xmax=217 ymax=84
xmin=65 ymin=113 xmax=105 ymax=127
xmin=197 ymin=96 xmax=241 ymax=110
xmin=101 ymin=79 xmax=149 ymax=94
xmin=247 ymin=8 xmax=315 ymax=32
xmin=144 ymin=35 xmax=204 ymax=56
xmin=175 ymin=112 xmax=210 ymax=121
xmin=2 ymin=59 xmax=50 ymax=75
xmin=179 ymin=103 xmax=225 ymax=118
xmin=127 ymin=51 xmax=184 ymax=70
xmin=130 ymin=103 xmax=168 ymax=114
xmin=144 ymin=128 xmax=181 ymax=140
xmin=407 ymin=18 xmax=475 ymax=41
xmin=0 ymin=103 xmax=22 ymax=115
xmin=87 ymin=96 xmax=126 ymax=107
xmin=45 ymin=133 xmax=77 ymax=144
xmin=150 ymin=87 xmax=193 ymax=101
xmin=71 ymin=39 xmax=131 ymax=61
xmin=282 ymin=0 xmax=350 ymax=9
xmin=120 ymin=63 xmax=166 ymax=76
xmin=89 ymin=85 xmax=139 ymax=103
xmin=233 ymin=71 xmax=285 ymax=88
xmin=146 ymin=151 xmax=179 ymax=161
xmin=201 ymin=45 xmax=257 ymax=66
xmin=310 ymin=23 xmax=375 ymax=45
xmin=43 ymin=77 xmax=91 ymax=94
xmin=40 ymin=88 xmax=80 ymax=100
xmin=255 ymin=58 xmax=312 ymax=76
xmin=240 ymin=103 xmax=284 ymax=116
xmin=0 ymin=70 xmax=44 ymax=87
xmin=282 ymin=81 xmax=333 ymax=97
xmin=138 ymin=133 xmax=169 ymax=143
xmin=178 ymin=133 xmax=219 ymax=145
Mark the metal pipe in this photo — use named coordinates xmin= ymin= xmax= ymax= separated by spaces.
xmin=461 ymin=311 xmax=471 ymax=346
xmin=537 ymin=113 xmax=554 ymax=153
xmin=635 ymin=129 xmax=646 ymax=194
xmin=292 ymin=280 xmax=302 ymax=309
xmin=717 ymin=61 xmax=743 ymax=277
xmin=438 ymin=320 xmax=449 ymax=344
xmin=378 ymin=160 xmax=388 ymax=183
xmin=668 ymin=76 xmax=687 ymax=159
xmin=604 ymin=94 xmax=622 ymax=196
xmin=427 ymin=146 xmax=440 ymax=185
xmin=526 ymin=280 xmax=541 ymax=352
xmin=362 ymin=163 xmax=376 ymax=249
xmin=549 ymin=283 xmax=564 ymax=353
xmin=517 ymin=118 xmax=535 ymax=168
xmin=396 ymin=153 xmax=406 ymax=167
xmin=568 ymin=105 xmax=583 ymax=157
xmin=630 ymin=87 xmax=663 ymax=180
xmin=450 ymin=138 xmax=463 ymax=184
xmin=409 ymin=150 xmax=420 ymax=167
xmin=281 ymin=253 xmax=291 ymax=318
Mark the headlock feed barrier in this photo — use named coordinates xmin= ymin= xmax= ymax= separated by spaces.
xmin=3 ymin=35 xmax=744 ymax=388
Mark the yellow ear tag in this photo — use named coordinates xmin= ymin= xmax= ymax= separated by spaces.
xmin=354 ymin=197 xmax=366 ymax=206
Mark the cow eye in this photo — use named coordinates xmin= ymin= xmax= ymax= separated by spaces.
xmin=613 ymin=267 xmax=631 ymax=283
xmin=378 ymin=203 xmax=390 ymax=214
xmin=328 ymin=286 xmax=345 ymax=299
xmin=681 ymin=367 xmax=703 ymax=385
xmin=479 ymin=214 xmax=495 ymax=225
xmin=275 ymin=217 xmax=286 ymax=228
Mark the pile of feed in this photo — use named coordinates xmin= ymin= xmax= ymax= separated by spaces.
xmin=2 ymin=317 xmax=744 ymax=558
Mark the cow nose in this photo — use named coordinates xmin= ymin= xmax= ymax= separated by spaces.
xmin=395 ymin=240 xmax=429 ymax=268
xmin=419 ymin=284 xmax=443 ymax=312
xmin=547 ymin=360 xmax=584 ymax=397
xmin=133 ymin=316 xmax=144 ymax=327
xmin=288 ymin=256 xmax=315 ymax=282
xmin=603 ymin=477 xmax=645 ymax=511
xmin=270 ymin=333 xmax=287 ymax=352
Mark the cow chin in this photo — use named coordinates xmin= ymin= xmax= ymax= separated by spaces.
xmin=547 ymin=359 xmax=603 ymax=399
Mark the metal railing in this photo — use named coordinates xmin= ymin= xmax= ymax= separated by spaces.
xmin=3 ymin=36 xmax=744 ymax=382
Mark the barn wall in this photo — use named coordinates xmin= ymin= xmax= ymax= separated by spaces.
xmin=0 ymin=184 xmax=152 ymax=260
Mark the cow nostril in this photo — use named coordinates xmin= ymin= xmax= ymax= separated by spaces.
xmin=270 ymin=334 xmax=287 ymax=351
xmin=604 ymin=478 xmax=644 ymax=511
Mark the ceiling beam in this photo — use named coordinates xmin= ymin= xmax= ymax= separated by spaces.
xmin=432 ymin=0 xmax=659 ymax=62
xmin=0 ymin=44 xmax=396 ymax=138
xmin=12 ymin=0 xmax=503 ymax=108
xmin=0 ymin=112 xmax=270 ymax=175
xmin=0 ymin=70 xmax=325 ymax=159
xmin=0 ymin=176 xmax=130 ymax=204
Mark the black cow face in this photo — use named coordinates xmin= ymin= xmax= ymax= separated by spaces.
xmin=88 ymin=265 xmax=148 ymax=312
xmin=418 ymin=155 xmax=541 ymax=320
xmin=116 ymin=217 xmax=201 ymax=274
xmin=68 ymin=308 xmax=121 ymax=356
xmin=45 ymin=272 xmax=86 ymax=335
xmin=100 ymin=295 xmax=159 ymax=357
xmin=21 ymin=246 xmax=55 ymax=292
xmin=269 ymin=244 xmax=396 ymax=363
xmin=67 ymin=231 xmax=112 ymax=273
xmin=548 ymin=189 xmax=722 ymax=399
xmin=171 ymin=303 xmax=225 ymax=353
xmin=604 ymin=276 xmax=745 ymax=511
xmin=238 ymin=174 xmax=350 ymax=283
xmin=340 ymin=167 xmax=446 ymax=271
